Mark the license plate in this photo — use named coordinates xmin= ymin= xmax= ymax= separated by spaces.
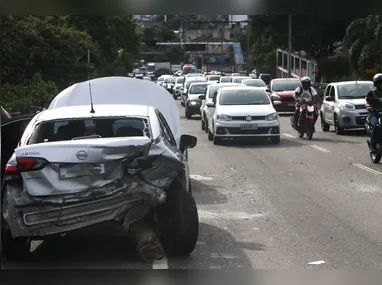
xmin=59 ymin=163 xmax=105 ymax=179
xmin=288 ymin=103 xmax=296 ymax=106
xmin=240 ymin=124 xmax=258 ymax=130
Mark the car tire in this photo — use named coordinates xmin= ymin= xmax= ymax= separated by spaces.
xmin=185 ymin=108 xmax=192 ymax=119
xmin=213 ymin=136 xmax=221 ymax=145
xmin=159 ymin=187 xmax=199 ymax=256
xmin=320 ymin=113 xmax=330 ymax=132
xmin=208 ymin=128 xmax=213 ymax=141
xmin=334 ymin=114 xmax=345 ymax=135
xmin=1 ymin=187 xmax=31 ymax=261
xmin=201 ymin=119 xmax=205 ymax=130
xmin=270 ymin=136 xmax=280 ymax=144
xmin=370 ymin=151 xmax=382 ymax=164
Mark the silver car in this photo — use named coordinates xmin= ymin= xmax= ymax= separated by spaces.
xmin=320 ymin=81 xmax=374 ymax=134
xmin=207 ymin=86 xmax=281 ymax=145
xmin=173 ymin=76 xmax=185 ymax=99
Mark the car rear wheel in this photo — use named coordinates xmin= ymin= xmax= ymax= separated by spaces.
xmin=208 ymin=128 xmax=213 ymax=141
xmin=158 ymin=187 xmax=199 ymax=256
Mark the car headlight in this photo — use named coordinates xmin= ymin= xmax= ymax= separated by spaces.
xmin=265 ymin=112 xmax=278 ymax=121
xmin=190 ymin=101 xmax=197 ymax=105
xmin=340 ymin=103 xmax=355 ymax=111
xmin=271 ymin=94 xmax=280 ymax=100
xmin=217 ymin=114 xmax=232 ymax=121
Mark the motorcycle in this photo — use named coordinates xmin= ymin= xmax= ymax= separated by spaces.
xmin=290 ymin=99 xmax=318 ymax=140
xmin=365 ymin=110 xmax=382 ymax=163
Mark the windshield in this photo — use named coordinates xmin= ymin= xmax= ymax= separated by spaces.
xmin=337 ymin=83 xmax=374 ymax=99
xmin=209 ymin=76 xmax=221 ymax=81
xmin=164 ymin=78 xmax=169 ymax=83
xmin=272 ymin=80 xmax=301 ymax=91
xmin=232 ymin=77 xmax=251 ymax=83
xmin=242 ymin=80 xmax=267 ymax=87
xmin=208 ymin=84 xmax=238 ymax=98
xmin=28 ymin=118 xmax=148 ymax=144
xmin=220 ymin=77 xmax=232 ymax=83
xmin=168 ymin=78 xmax=176 ymax=84
xmin=176 ymin=77 xmax=184 ymax=84
xmin=219 ymin=89 xmax=271 ymax=105
xmin=147 ymin=65 xmax=155 ymax=72
xmin=158 ymin=77 xmax=164 ymax=82
xmin=189 ymin=84 xmax=208 ymax=94
xmin=186 ymin=79 xmax=205 ymax=89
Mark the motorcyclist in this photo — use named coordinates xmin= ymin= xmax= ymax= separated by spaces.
xmin=293 ymin=76 xmax=318 ymax=127
xmin=365 ymin=73 xmax=382 ymax=151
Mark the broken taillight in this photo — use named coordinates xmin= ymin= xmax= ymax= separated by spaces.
xmin=16 ymin=157 xmax=49 ymax=172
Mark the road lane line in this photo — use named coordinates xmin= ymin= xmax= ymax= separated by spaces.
xmin=353 ymin=163 xmax=382 ymax=175
xmin=281 ymin=133 xmax=296 ymax=138
xmin=308 ymin=260 xmax=326 ymax=265
xmin=152 ymin=256 xmax=168 ymax=269
xmin=310 ymin=145 xmax=330 ymax=153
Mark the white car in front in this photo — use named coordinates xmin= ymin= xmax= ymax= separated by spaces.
xmin=207 ymin=86 xmax=282 ymax=145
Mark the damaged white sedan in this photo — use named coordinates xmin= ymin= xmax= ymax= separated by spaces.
xmin=1 ymin=77 xmax=198 ymax=261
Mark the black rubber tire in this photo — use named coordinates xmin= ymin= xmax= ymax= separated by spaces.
xmin=370 ymin=152 xmax=382 ymax=164
xmin=159 ymin=188 xmax=199 ymax=256
xmin=204 ymin=120 xmax=208 ymax=133
xmin=298 ymin=132 xmax=304 ymax=138
xmin=270 ymin=136 xmax=280 ymax=144
xmin=185 ymin=108 xmax=192 ymax=119
xmin=201 ymin=119 xmax=205 ymax=130
xmin=321 ymin=113 xmax=330 ymax=132
xmin=213 ymin=136 xmax=221 ymax=145
xmin=1 ymin=186 xmax=31 ymax=261
xmin=208 ymin=129 xmax=213 ymax=141
xmin=334 ymin=114 xmax=345 ymax=135
xmin=307 ymin=133 xmax=313 ymax=140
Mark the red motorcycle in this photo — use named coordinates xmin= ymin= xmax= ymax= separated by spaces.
xmin=290 ymin=100 xmax=318 ymax=140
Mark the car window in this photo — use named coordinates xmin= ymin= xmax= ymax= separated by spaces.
xmin=337 ymin=83 xmax=373 ymax=99
xmin=220 ymin=77 xmax=232 ymax=82
xmin=219 ymin=89 xmax=271 ymax=105
xmin=176 ymin=77 xmax=184 ymax=84
xmin=329 ymin=86 xmax=335 ymax=98
xmin=28 ymin=117 xmax=149 ymax=144
xmin=242 ymin=80 xmax=267 ymax=87
xmin=155 ymin=110 xmax=176 ymax=147
xmin=324 ymin=85 xmax=331 ymax=97
xmin=272 ymin=80 xmax=301 ymax=91
xmin=189 ymin=84 xmax=208 ymax=94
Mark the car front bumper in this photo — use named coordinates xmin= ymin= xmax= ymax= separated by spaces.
xmin=338 ymin=109 xmax=369 ymax=128
xmin=186 ymin=102 xmax=202 ymax=115
xmin=214 ymin=120 xmax=280 ymax=138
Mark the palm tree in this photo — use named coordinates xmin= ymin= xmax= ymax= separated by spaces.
xmin=343 ymin=15 xmax=382 ymax=73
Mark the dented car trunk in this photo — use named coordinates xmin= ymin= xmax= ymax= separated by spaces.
xmin=6 ymin=137 xmax=184 ymax=238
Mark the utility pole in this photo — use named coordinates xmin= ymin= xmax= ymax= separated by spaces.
xmin=246 ymin=21 xmax=250 ymax=74
xmin=287 ymin=15 xmax=292 ymax=78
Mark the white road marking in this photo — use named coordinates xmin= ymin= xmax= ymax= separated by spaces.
xmin=308 ymin=260 xmax=326 ymax=265
xmin=152 ymin=256 xmax=168 ymax=269
xmin=211 ymin=253 xmax=238 ymax=259
xmin=30 ymin=240 xmax=43 ymax=252
xmin=310 ymin=145 xmax=330 ymax=153
xmin=282 ymin=133 xmax=296 ymax=138
xmin=353 ymin=163 xmax=382 ymax=175
xmin=198 ymin=210 xmax=263 ymax=220
xmin=190 ymin=174 xmax=214 ymax=181
xmin=197 ymin=241 xmax=207 ymax=245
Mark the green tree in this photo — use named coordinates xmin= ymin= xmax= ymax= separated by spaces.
xmin=343 ymin=15 xmax=382 ymax=75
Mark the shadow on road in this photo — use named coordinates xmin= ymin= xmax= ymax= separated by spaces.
xmin=167 ymin=223 xmax=265 ymax=268
xmin=215 ymin=137 xmax=305 ymax=149
xmin=312 ymin=136 xmax=364 ymax=144
xmin=3 ymin=235 xmax=150 ymax=269
xmin=192 ymin=179 xmax=228 ymax=205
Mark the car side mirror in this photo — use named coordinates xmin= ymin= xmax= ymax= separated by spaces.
xmin=180 ymin=134 xmax=197 ymax=152
xmin=206 ymin=103 xmax=215 ymax=107
xmin=199 ymin=95 xmax=205 ymax=100
xmin=325 ymin=96 xmax=334 ymax=102
xmin=273 ymin=100 xmax=282 ymax=106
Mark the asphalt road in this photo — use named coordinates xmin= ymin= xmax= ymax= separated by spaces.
xmin=3 ymin=101 xmax=382 ymax=269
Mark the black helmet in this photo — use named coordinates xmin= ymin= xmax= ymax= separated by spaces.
xmin=373 ymin=73 xmax=382 ymax=86
xmin=301 ymin=76 xmax=311 ymax=84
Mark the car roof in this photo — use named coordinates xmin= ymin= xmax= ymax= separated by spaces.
xmin=242 ymin=79 xmax=263 ymax=82
xmin=189 ymin=81 xmax=214 ymax=86
xmin=272 ymin=78 xmax=300 ymax=81
xmin=330 ymin=81 xmax=373 ymax=86
xmin=36 ymin=104 xmax=151 ymax=122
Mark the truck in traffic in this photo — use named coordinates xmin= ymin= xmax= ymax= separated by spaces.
xmin=153 ymin=62 xmax=171 ymax=79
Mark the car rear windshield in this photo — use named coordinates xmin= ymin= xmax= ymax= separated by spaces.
xmin=168 ymin=78 xmax=176 ymax=83
xmin=189 ymin=84 xmax=208 ymax=94
xmin=337 ymin=83 xmax=374 ymax=99
xmin=176 ymin=77 xmax=184 ymax=84
xmin=209 ymin=76 xmax=221 ymax=81
xmin=186 ymin=79 xmax=205 ymax=89
xmin=220 ymin=77 xmax=232 ymax=82
xmin=208 ymin=84 xmax=238 ymax=98
xmin=242 ymin=80 xmax=267 ymax=87
xmin=272 ymin=80 xmax=301 ymax=91
xmin=220 ymin=89 xmax=271 ymax=105
xmin=28 ymin=118 xmax=149 ymax=144
xmin=232 ymin=77 xmax=251 ymax=83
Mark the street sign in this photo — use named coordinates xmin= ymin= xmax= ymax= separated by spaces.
xmin=365 ymin=69 xmax=377 ymax=74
